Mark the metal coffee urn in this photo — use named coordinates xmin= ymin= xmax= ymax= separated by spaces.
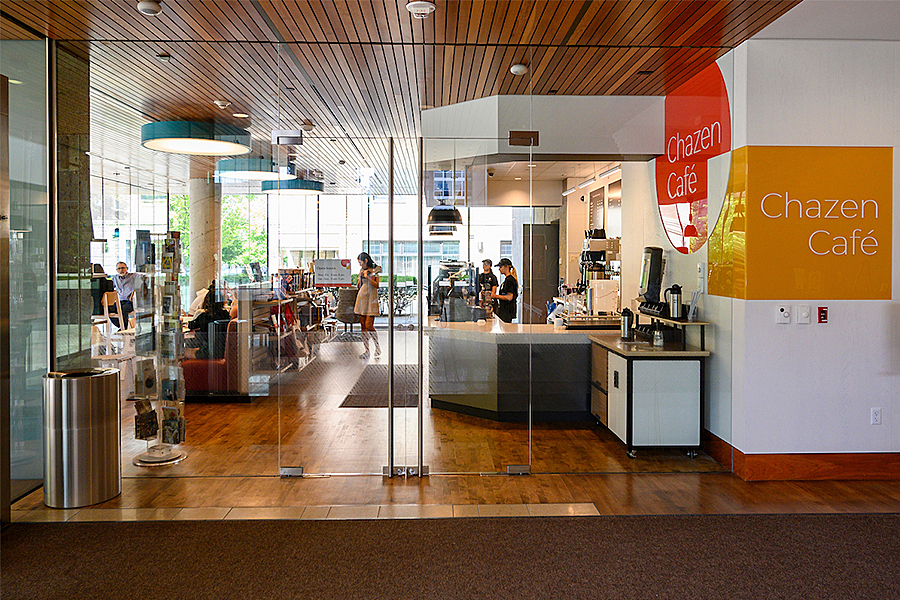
xmin=620 ymin=308 xmax=634 ymax=340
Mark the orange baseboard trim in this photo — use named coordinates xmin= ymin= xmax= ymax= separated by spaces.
xmin=701 ymin=429 xmax=733 ymax=470
xmin=734 ymin=449 xmax=900 ymax=481
xmin=701 ymin=431 xmax=900 ymax=480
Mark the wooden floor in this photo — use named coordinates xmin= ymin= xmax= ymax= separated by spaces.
xmin=16 ymin=335 xmax=900 ymax=518
xmin=121 ymin=337 xmax=727 ymax=478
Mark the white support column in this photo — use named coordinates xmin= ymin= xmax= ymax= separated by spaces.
xmin=188 ymin=177 xmax=221 ymax=302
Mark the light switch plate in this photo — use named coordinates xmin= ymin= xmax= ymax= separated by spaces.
xmin=776 ymin=305 xmax=791 ymax=324
xmin=797 ymin=305 xmax=811 ymax=324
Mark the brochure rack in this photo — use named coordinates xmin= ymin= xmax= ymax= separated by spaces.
xmin=131 ymin=230 xmax=187 ymax=467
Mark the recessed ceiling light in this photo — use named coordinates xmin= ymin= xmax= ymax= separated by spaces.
xmin=527 ymin=164 xmax=537 ymax=168
xmin=232 ymin=113 xmax=249 ymax=118
xmin=514 ymin=177 xmax=522 ymax=181
xmin=8 ymin=79 xmax=22 ymax=85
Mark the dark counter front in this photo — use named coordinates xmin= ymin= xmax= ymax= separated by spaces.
xmin=427 ymin=321 xmax=593 ymax=423
xmin=495 ymin=342 xmax=591 ymax=422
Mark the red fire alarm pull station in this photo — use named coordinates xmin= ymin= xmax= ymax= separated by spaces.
xmin=818 ymin=307 xmax=828 ymax=323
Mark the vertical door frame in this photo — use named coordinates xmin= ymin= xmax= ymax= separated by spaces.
xmin=0 ymin=74 xmax=11 ymax=526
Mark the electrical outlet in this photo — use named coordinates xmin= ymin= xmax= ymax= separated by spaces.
xmin=796 ymin=305 xmax=811 ymax=324
xmin=871 ymin=408 xmax=882 ymax=425
xmin=776 ymin=305 xmax=791 ymax=324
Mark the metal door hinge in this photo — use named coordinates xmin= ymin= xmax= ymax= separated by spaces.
xmin=506 ymin=465 xmax=531 ymax=475
xmin=383 ymin=465 xmax=429 ymax=477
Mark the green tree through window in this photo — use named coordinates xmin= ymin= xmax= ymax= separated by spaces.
xmin=168 ymin=193 xmax=267 ymax=285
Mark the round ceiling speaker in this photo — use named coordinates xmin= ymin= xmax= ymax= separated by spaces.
xmin=137 ymin=1 xmax=162 ymax=16
xmin=406 ymin=1 xmax=436 ymax=19
xmin=510 ymin=63 xmax=528 ymax=76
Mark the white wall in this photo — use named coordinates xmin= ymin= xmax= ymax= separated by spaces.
xmin=731 ymin=39 xmax=900 ymax=454
xmin=622 ymin=159 xmax=736 ymax=443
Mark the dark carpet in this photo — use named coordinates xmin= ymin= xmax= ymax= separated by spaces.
xmin=340 ymin=364 xmax=419 ymax=408
xmin=3 ymin=513 xmax=900 ymax=599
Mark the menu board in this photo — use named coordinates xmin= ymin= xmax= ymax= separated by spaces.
xmin=314 ymin=259 xmax=353 ymax=287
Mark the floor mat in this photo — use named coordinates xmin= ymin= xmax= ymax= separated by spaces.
xmin=340 ymin=364 xmax=419 ymax=408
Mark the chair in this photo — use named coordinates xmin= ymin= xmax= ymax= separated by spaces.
xmin=182 ymin=319 xmax=240 ymax=397
xmin=334 ymin=288 xmax=359 ymax=329
xmin=91 ymin=291 xmax=127 ymax=356
xmin=92 ymin=291 xmax=136 ymax=396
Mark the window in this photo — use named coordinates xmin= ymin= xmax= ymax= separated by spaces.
xmin=500 ymin=240 xmax=512 ymax=258
xmin=368 ymin=240 xmax=460 ymax=278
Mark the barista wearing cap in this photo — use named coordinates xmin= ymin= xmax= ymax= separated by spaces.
xmin=491 ymin=257 xmax=518 ymax=323
xmin=477 ymin=259 xmax=499 ymax=310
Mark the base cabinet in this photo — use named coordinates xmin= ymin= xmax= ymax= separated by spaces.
xmin=590 ymin=337 xmax=705 ymax=454
xmin=631 ymin=361 xmax=700 ymax=446
xmin=607 ymin=353 xmax=628 ymax=443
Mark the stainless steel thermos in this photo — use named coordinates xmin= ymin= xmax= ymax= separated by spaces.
xmin=665 ymin=284 xmax=683 ymax=319
xmin=620 ymin=308 xmax=634 ymax=340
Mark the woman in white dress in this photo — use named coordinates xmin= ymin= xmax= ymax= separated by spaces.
xmin=354 ymin=252 xmax=382 ymax=359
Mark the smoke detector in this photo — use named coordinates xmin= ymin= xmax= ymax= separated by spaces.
xmin=214 ymin=100 xmax=231 ymax=110
xmin=137 ymin=1 xmax=162 ymax=16
xmin=300 ymin=119 xmax=315 ymax=132
xmin=406 ymin=1 xmax=436 ymax=19
xmin=510 ymin=63 xmax=528 ymax=76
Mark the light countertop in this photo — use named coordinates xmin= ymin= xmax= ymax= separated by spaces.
xmin=588 ymin=334 xmax=710 ymax=358
xmin=426 ymin=316 xmax=593 ymax=335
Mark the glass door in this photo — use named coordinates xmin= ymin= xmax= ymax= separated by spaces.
xmin=421 ymin=136 xmax=534 ymax=474
xmin=274 ymin=133 xmax=422 ymax=475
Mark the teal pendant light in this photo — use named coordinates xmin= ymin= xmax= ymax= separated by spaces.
xmin=216 ymin=158 xmax=296 ymax=181
xmin=261 ymin=178 xmax=324 ymax=195
xmin=141 ymin=121 xmax=251 ymax=155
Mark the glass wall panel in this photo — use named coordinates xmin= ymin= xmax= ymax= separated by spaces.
xmin=421 ymin=138 xmax=533 ymax=473
xmin=1 ymin=40 xmax=50 ymax=499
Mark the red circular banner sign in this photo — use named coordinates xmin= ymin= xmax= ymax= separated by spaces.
xmin=656 ymin=62 xmax=732 ymax=254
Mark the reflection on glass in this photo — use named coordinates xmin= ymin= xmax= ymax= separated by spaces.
xmin=2 ymin=40 xmax=50 ymax=498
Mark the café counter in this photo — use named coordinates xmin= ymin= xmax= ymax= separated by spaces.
xmin=425 ymin=317 xmax=598 ymax=422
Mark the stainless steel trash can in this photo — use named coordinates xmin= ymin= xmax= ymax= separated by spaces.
xmin=43 ymin=368 xmax=122 ymax=508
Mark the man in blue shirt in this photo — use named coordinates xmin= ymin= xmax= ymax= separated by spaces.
xmin=111 ymin=261 xmax=136 ymax=328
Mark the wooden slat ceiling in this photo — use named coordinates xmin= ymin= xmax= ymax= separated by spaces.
xmin=1 ymin=0 xmax=801 ymax=193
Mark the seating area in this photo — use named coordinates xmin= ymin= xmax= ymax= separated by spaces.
xmin=181 ymin=319 xmax=244 ymax=402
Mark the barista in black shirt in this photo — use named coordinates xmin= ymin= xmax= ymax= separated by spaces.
xmin=491 ymin=258 xmax=518 ymax=323
xmin=477 ymin=259 xmax=499 ymax=309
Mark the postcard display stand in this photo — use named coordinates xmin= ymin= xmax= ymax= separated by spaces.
xmin=131 ymin=230 xmax=187 ymax=467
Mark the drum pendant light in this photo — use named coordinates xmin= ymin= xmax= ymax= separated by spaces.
xmin=216 ymin=157 xmax=296 ymax=181
xmin=427 ymin=202 xmax=463 ymax=226
xmin=141 ymin=121 xmax=251 ymax=155
xmin=261 ymin=178 xmax=324 ymax=195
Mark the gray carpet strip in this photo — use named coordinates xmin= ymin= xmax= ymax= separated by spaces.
xmin=3 ymin=513 xmax=900 ymax=599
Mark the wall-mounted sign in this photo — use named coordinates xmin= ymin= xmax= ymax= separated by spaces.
xmin=709 ymin=146 xmax=893 ymax=300
xmin=655 ymin=62 xmax=732 ymax=254
xmin=314 ymin=258 xmax=353 ymax=287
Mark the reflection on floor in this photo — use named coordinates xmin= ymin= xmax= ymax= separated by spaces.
xmin=122 ymin=337 xmax=728 ymax=478
xmin=10 ymin=503 xmax=601 ymax=522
